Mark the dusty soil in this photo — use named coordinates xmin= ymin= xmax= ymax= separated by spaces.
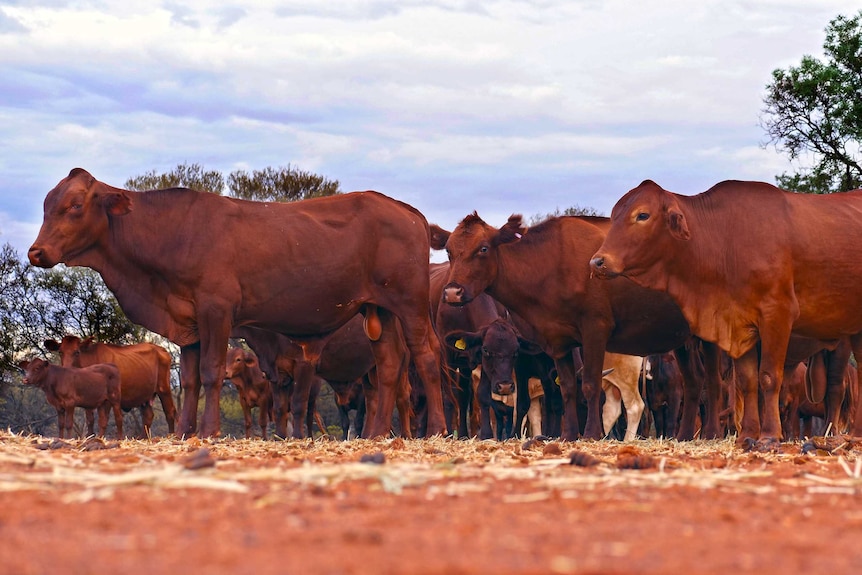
xmin=2 ymin=431 xmax=862 ymax=575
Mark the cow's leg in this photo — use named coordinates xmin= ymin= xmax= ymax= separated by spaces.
xmin=365 ymin=309 xmax=410 ymax=438
xmin=63 ymin=408 xmax=74 ymax=439
xmin=288 ymin=363 xmax=313 ymax=439
xmin=580 ymin=345 xmax=607 ymax=440
xmin=394 ymin=309 xmax=447 ymax=436
xmin=140 ymin=403 xmax=154 ymax=439
xmin=555 ymin=353 xmax=581 ymax=441
xmin=155 ymin=359 xmax=177 ymax=435
xmin=735 ymin=348 xmax=761 ymax=444
xmin=241 ymin=399 xmax=253 ymax=439
xmin=619 ymin=382 xmax=645 ymax=442
xmin=307 ymin=381 xmax=322 ymax=437
xmin=698 ymin=341 xmax=723 ymax=439
xmin=456 ymin=367 xmax=472 ymax=438
xmin=674 ymin=343 xmax=704 ymax=440
xmin=360 ymin=370 xmax=378 ymax=438
xmin=84 ymin=409 xmax=95 ymax=436
xmin=758 ymin=331 xmax=792 ymax=444
xmin=260 ymin=396 xmax=272 ymax=440
xmin=178 ymin=343 xmax=202 ymax=437
xmin=112 ymin=402 xmax=123 ymax=439
xmin=513 ymin=359 xmax=532 ymax=439
xmin=96 ymin=405 xmax=108 ymax=437
xmin=823 ymin=341 xmax=851 ymax=434
xmin=848 ymin=334 xmax=862 ymax=437
xmin=527 ymin=396 xmax=542 ymax=438
xmin=541 ymin=376 xmax=563 ymax=437
xmin=602 ymin=383 xmax=622 ymax=438
xmin=394 ymin=367 xmax=413 ymax=438
xmin=477 ymin=376 xmax=494 ymax=440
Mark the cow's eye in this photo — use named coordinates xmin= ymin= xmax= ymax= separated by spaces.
xmin=636 ymin=212 xmax=649 ymax=222
xmin=478 ymin=245 xmax=489 ymax=255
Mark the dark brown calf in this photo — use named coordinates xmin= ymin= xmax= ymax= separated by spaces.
xmin=19 ymin=358 xmax=122 ymax=439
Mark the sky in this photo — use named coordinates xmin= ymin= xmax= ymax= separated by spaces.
xmin=1 ymin=0 xmax=859 ymax=261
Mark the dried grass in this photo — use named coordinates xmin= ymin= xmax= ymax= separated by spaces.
xmin=1 ymin=430 xmax=860 ymax=502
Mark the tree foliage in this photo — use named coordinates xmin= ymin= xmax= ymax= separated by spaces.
xmin=125 ymin=162 xmax=226 ymax=194
xmin=762 ymin=10 xmax=862 ymax=193
xmin=0 ymin=244 xmax=147 ymax=433
xmin=228 ymin=165 xmax=341 ymax=202
xmin=528 ymin=204 xmax=603 ymax=226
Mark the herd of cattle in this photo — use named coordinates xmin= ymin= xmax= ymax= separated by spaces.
xmin=17 ymin=169 xmax=862 ymax=447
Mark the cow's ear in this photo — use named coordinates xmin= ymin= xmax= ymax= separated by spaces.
xmin=667 ymin=209 xmax=690 ymax=241
xmin=102 ymin=189 xmax=132 ymax=216
xmin=495 ymin=215 xmax=526 ymax=246
xmin=517 ymin=337 xmax=544 ymax=356
xmin=17 ymin=360 xmax=30 ymax=371
xmin=445 ymin=331 xmax=482 ymax=354
xmin=429 ymin=225 xmax=450 ymax=250
xmin=44 ymin=339 xmax=60 ymax=352
xmin=81 ymin=336 xmax=96 ymax=351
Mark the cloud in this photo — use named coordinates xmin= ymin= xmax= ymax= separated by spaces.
xmin=2 ymin=0 xmax=861 ymax=258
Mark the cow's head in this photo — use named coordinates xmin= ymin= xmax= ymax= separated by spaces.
xmin=18 ymin=358 xmax=49 ymax=386
xmin=225 ymin=347 xmax=256 ymax=380
xmin=29 ymin=168 xmax=133 ymax=269
xmin=444 ymin=319 xmax=540 ymax=396
xmin=590 ymin=180 xmax=689 ymax=282
xmin=431 ymin=213 xmax=526 ymax=306
xmin=44 ymin=334 xmax=88 ymax=367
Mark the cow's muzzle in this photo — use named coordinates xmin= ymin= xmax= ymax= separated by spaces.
xmin=494 ymin=382 xmax=515 ymax=396
xmin=28 ymin=245 xmax=56 ymax=268
xmin=442 ymin=282 xmax=471 ymax=305
xmin=589 ymin=254 xmax=620 ymax=279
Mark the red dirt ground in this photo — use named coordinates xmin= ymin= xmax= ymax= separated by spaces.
xmin=2 ymin=432 xmax=862 ymax=575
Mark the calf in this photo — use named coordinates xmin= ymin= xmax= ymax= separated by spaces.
xmin=19 ymin=358 xmax=122 ymax=439
xmin=445 ymin=319 xmax=540 ymax=440
xmin=644 ymin=353 xmax=684 ymax=438
xmin=329 ymin=378 xmax=366 ymax=440
xmin=224 ymin=347 xmax=274 ymax=439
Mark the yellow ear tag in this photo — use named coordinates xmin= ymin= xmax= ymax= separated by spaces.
xmin=555 ymin=375 xmax=560 ymax=386
xmin=455 ymin=338 xmax=467 ymax=350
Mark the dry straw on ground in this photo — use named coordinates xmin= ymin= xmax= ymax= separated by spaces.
xmin=1 ymin=430 xmax=861 ymax=502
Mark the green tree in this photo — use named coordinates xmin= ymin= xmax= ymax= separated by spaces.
xmin=125 ymin=162 xmax=226 ymax=193
xmin=528 ymin=205 xmax=603 ymax=226
xmin=228 ymin=165 xmax=341 ymax=202
xmin=761 ymin=10 xmax=862 ymax=193
xmin=0 ymin=244 xmax=148 ymax=433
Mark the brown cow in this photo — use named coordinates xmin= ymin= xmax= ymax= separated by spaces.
xmin=224 ymin=347 xmax=274 ymax=439
xmin=45 ymin=335 xmax=176 ymax=437
xmin=19 ymin=358 xmax=122 ymax=439
xmin=29 ymin=168 xmax=446 ymax=438
xmin=431 ymin=213 xmax=723 ymax=441
xmin=590 ymin=179 xmax=862 ymax=445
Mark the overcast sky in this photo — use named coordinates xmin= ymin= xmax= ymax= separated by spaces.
xmin=1 ymin=1 xmax=859 ymax=259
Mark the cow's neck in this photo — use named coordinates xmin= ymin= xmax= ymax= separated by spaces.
xmin=71 ymin=189 xmax=201 ymax=345
xmin=656 ymin=194 xmax=759 ymax=356
xmin=485 ymin=228 xmax=581 ymax=353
